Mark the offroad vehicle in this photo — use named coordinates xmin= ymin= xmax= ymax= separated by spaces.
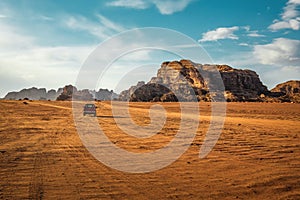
xmin=83 ymin=104 xmax=96 ymax=117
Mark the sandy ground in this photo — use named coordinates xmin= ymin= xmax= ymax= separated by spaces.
xmin=0 ymin=100 xmax=299 ymax=199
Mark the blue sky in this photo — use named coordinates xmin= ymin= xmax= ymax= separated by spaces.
xmin=0 ymin=0 xmax=299 ymax=97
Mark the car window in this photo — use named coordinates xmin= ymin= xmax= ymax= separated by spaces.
xmin=85 ymin=104 xmax=95 ymax=108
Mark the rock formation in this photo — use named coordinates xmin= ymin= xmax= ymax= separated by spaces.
xmin=91 ymin=89 xmax=119 ymax=101
xmin=3 ymin=60 xmax=299 ymax=103
xmin=118 ymin=81 xmax=146 ymax=101
xmin=4 ymin=87 xmax=62 ymax=100
xmin=4 ymin=85 xmax=117 ymax=101
xmin=217 ymin=65 xmax=269 ymax=101
xmin=56 ymin=85 xmax=93 ymax=101
xmin=130 ymin=83 xmax=178 ymax=102
xmin=270 ymin=80 xmax=300 ymax=103
xmin=121 ymin=60 xmax=269 ymax=102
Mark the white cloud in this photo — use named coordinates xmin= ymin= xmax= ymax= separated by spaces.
xmin=269 ymin=20 xmax=292 ymax=30
xmin=269 ymin=0 xmax=300 ymax=31
xmin=289 ymin=18 xmax=300 ymax=29
xmin=288 ymin=0 xmax=300 ymax=4
xmin=247 ymin=30 xmax=265 ymax=37
xmin=239 ymin=43 xmax=249 ymax=46
xmin=253 ymin=38 xmax=300 ymax=66
xmin=198 ymin=26 xmax=239 ymax=42
xmin=241 ymin=26 xmax=265 ymax=37
xmin=282 ymin=0 xmax=300 ymax=19
xmin=260 ymin=65 xmax=300 ymax=89
xmin=96 ymin=14 xmax=124 ymax=32
xmin=106 ymin=0 xmax=194 ymax=15
xmin=0 ymin=19 xmax=95 ymax=97
xmin=65 ymin=14 xmax=125 ymax=40
xmin=39 ymin=15 xmax=54 ymax=21
xmin=106 ymin=0 xmax=149 ymax=9
xmin=152 ymin=0 xmax=194 ymax=15
xmin=0 ymin=21 xmax=35 ymax=50
xmin=242 ymin=26 xmax=250 ymax=32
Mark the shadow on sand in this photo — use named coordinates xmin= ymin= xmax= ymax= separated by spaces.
xmin=96 ymin=115 xmax=127 ymax=119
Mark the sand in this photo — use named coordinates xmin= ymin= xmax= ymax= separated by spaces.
xmin=0 ymin=100 xmax=299 ymax=199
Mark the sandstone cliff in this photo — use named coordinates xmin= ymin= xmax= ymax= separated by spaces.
xmin=122 ymin=60 xmax=269 ymax=102
xmin=217 ymin=64 xmax=268 ymax=101
xmin=270 ymin=80 xmax=300 ymax=103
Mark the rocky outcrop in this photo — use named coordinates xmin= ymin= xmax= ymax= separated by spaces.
xmin=218 ymin=65 xmax=269 ymax=101
xmin=4 ymin=87 xmax=62 ymax=100
xmin=130 ymin=83 xmax=178 ymax=102
xmin=92 ymin=89 xmax=118 ymax=101
xmin=56 ymin=85 xmax=93 ymax=101
xmin=122 ymin=60 xmax=269 ymax=102
xmin=270 ymin=80 xmax=300 ymax=103
xmin=118 ymin=81 xmax=146 ymax=101
xmin=149 ymin=60 xmax=206 ymax=88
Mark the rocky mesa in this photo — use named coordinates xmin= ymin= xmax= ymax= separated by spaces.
xmin=121 ymin=60 xmax=272 ymax=102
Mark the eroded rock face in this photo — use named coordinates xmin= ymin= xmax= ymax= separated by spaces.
xmin=124 ymin=60 xmax=269 ymax=102
xmin=130 ymin=83 xmax=177 ymax=102
xmin=4 ymin=87 xmax=62 ymax=100
xmin=271 ymin=80 xmax=300 ymax=94
xmin=46 ymin=89 xmax=58 ymax=100
xmin=118 ymin=81 xmax=145 ymax=101
xmin=94 ymin=89 xmax=119 ymax=101
xmin=56 ymin=85 xmax=93 ymax=101
xmin=217 ymin=65 xmax=269 ymax=101
xmin=270 ymin=80 xmax=300 ymax=103
xmin=149 ymin=60 xmax=206 ymax=89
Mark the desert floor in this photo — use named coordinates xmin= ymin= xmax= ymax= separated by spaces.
xmin=0 ymin=100 xmax=299 ymax=199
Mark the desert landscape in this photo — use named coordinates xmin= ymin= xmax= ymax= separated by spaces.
xmin=0 ymin=100 xmax=299 ymax=199
xmin=1 ymin=0 xmax=300 ymax=199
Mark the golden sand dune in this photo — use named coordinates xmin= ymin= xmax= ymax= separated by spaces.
xmin=0 ymin=100 xmax=299 ymax=199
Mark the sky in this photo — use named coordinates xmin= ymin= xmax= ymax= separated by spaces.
xmin=0 ymin=0 xmax=299 ymax=97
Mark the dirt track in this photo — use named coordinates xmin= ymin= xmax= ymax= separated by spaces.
xmin=0 ymin=100 xmax=299 ymax=199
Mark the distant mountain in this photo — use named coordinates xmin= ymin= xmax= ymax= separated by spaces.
xmin=4 ymin=85 xmax=118 ymax=101
xmin=4 ymin=87 xmax=62 ymax=100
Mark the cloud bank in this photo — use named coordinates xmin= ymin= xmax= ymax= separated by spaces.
xmin=253 ymin=38 xmax=300 ymax=66
xmin=269 ymin=0 xmax=300 ymax=31
xmin=106 ymin=0 xmax=194 ymax=15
